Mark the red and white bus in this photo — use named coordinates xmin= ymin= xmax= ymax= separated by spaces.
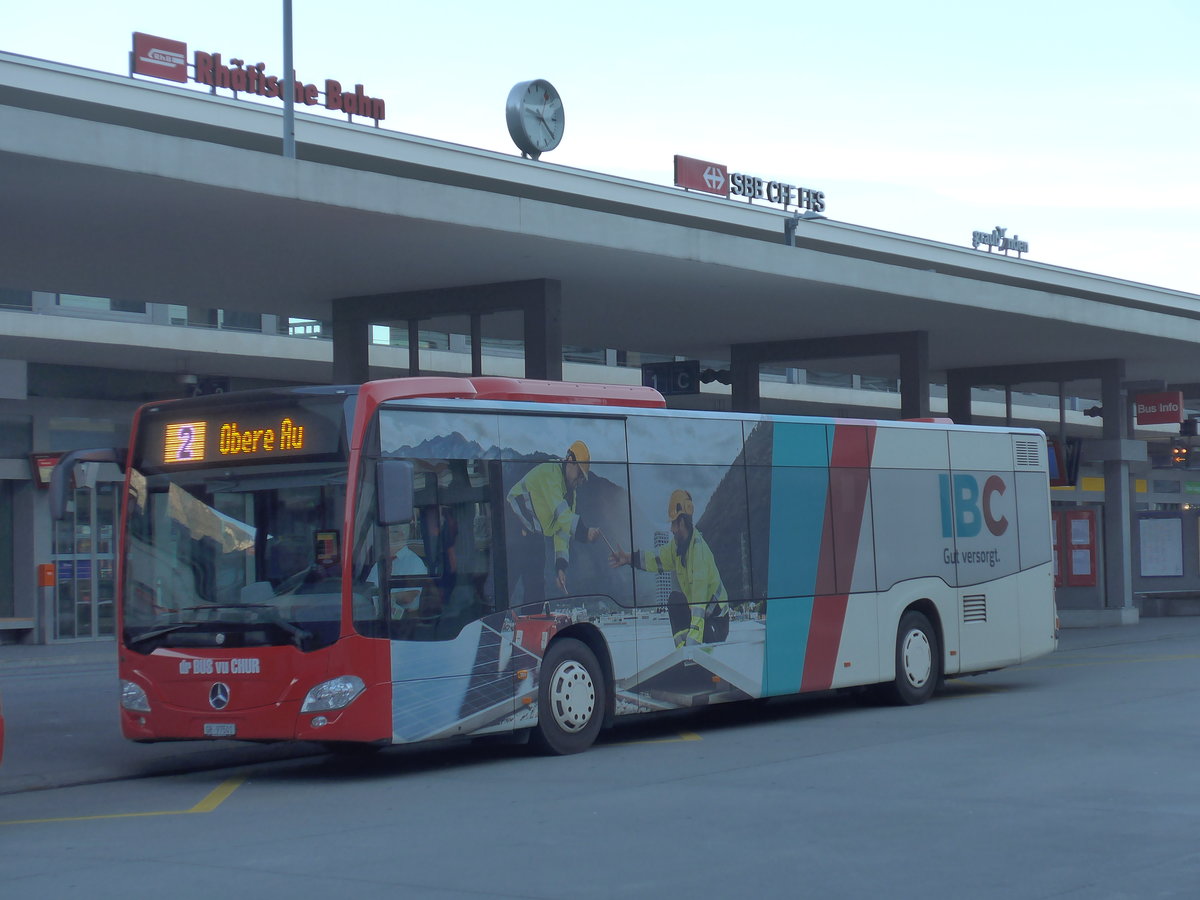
xmin=54 ymin=376 xmax=1057 ymax=754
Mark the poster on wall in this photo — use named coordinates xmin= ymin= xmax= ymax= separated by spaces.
xmin=1138 ymin=517 xmax=1184 ymax=577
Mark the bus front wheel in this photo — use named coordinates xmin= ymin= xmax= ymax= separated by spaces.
xmin=532 ymin=638 xmax=605 ymax=755
xmin=880 ymin=610 xmax=939 ymax=706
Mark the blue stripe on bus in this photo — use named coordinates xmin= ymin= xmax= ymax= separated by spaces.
xmin=763 ymin=424 xmax=830 ymax=695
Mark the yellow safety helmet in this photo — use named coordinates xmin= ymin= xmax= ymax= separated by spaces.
xmin=667 ymin=489 xmax=694 ymax=522
xmin=566 ymin=440 xmax=590 ymax=479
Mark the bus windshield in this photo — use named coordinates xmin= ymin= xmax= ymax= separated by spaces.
xmin=122 ymin=462 xmax=349 ymax=653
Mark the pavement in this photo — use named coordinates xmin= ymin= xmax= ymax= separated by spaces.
xmin=3 ymin=616 xmax=1200 ymax=795
xmin=0 ymin=637 xmax=326 ymax=795
xmin=0 ymin=636 xmax=118 ymax=671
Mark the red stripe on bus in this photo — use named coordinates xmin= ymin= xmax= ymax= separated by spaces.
xmin=801 ymin=425 xmax=877 ymax=691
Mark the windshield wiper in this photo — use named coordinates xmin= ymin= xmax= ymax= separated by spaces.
xmin=126 ymin=623 xmax=193 ymax=652
xmin=179 ymin=604 xmax=313 ymax=649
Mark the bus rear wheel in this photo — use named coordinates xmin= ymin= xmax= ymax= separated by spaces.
xmin=532 ymin=638 xmax=605 ymax=755
xmin=880 ymin=610 xmax=939 ymax=706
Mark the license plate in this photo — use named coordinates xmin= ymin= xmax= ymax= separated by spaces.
xmin=203 ymin=723 xmax=236 ymax=737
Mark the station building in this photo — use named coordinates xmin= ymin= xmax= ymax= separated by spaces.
xmin=4 ymin=44 xmax=1200 ymax=642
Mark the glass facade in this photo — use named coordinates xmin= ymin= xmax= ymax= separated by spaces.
xmin=0 ymin=481 xmax=13 ymax=618
xmin=52 ymin=482 xmax=119 ymax=639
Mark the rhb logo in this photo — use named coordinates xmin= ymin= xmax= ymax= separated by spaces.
xmin=939 ymin=474 xmax=1008 ymax=538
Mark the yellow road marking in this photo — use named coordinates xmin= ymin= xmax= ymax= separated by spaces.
xmin=943 ymin=681 xmax=1011 ymax=695
xmin=615 ymin=730 xmax=703 ymax=746
xmin=1024 ymin=652 xmax=1200 ymax=670
xmin=188 ymin=776 xmax=245 ymax=813
xmin=0 ymin=775 xmax=246 ymax=827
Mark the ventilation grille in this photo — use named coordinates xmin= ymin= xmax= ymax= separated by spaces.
xmin=962 ymin=594 xmax=988 ymax=623
xmin=1014 ymin=440 xmax=1041 ymax=468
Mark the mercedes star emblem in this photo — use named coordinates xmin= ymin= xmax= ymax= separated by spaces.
xmin=209 ymin=682 xmax=230 ymax=710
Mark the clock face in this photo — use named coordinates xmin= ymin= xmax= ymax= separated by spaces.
xmin=506 ymin=79 xmax=564 ymax=159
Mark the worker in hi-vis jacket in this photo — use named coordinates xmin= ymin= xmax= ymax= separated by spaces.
xmin=506 ymin=440 xmax=600 ymax=604
xmin=610 ymin=488 xmax=730 ymax=648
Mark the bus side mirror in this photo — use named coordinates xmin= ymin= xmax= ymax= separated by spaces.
xmin=50 ymin=448 xmax=126 ymax=520
xmin=376 ymin=459 xmax=414 ymax=526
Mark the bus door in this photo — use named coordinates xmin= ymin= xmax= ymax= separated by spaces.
xmin=947 ymin=433 xmax=1025 ymax=670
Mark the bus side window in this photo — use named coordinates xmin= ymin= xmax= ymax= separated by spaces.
xmin=391 ymin=459 xmax=503 ymax=642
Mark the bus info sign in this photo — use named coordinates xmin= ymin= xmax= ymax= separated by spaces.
xmin=130 ymin=31 xmax=388 ymax=122
xmin=1135 ymin=391 xmax=1185 ymax=425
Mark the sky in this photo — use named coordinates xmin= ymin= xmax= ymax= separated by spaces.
xmin=4 ymin=1 xmax=1199 ymax=294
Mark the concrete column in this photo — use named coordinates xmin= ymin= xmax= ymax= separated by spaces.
xmin=331 ymin=312 xmax=369 ymax=385
xmin=947 ymin=372 xmax=973 ymax=424
xmin=1100 ymin=361 xmax=1132 ymax=611
xmin=730 ymin=345 xmax=761 ymax=413
xmin=470 ymin=314 xmax=483 ymax=376
xmin=899 ymin=330 xmax=930 ymax=419
xmin=523 ymin=280 xmax=562 ymax=381
xmin=408 ymin=320 xmax=420 ymax=375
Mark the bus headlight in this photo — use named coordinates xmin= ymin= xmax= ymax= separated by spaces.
xmin=121 ymin=680 xmax=151 ymax=713
xmin=301 ymin=675 xmax=365 ymax=712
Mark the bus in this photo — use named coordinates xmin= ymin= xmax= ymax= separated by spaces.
xmin=53 ymin=376 xmax=1057 ymax=755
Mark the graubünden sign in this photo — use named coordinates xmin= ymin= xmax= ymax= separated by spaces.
xmin=674 ymin=154 xmax=825 ymax=213
xmin=131 ymin=32 xmax=387 ymax=122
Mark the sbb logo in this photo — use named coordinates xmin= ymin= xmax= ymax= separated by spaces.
xmin=939 ymin=474 xmax=1009 ymax=538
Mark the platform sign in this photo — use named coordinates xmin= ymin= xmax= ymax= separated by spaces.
xmin=641 ymin=360 xmax=700 ymax=396
xmin=1135 ymin=391 xmax=1184 ymax=425
xmin=673 ymin=155 xmax=728 ymax=197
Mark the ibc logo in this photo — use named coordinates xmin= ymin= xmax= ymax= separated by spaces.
xmin=939 ymin=474 xmax=1009 ymax=538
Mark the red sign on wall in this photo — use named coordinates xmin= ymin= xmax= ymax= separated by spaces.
xmin=1135 ymin=391 xmax=1185 ymax=425
xmin=673 ymin=155 xmax=729 ymax=197
xmin=28 ymin=453 xmax=62 ymax=488
xmin=129 ymin=31 xmax=388 ymax=121
xmin=132 ymin=32 xmax=188 ymax=83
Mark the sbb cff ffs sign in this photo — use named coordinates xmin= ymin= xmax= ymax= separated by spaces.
xmin=642 ymin=360 xmax=700 ymax=396
xmin=1135 ymin=391 xmax=1184 ymax=425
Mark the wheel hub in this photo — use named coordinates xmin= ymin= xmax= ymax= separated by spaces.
xmin=547 ymin=659 xmax=596 ymax=733
xmin=901 ymin=628 xmax=932 ymax=688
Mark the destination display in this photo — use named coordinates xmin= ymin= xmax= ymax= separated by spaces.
xmin=137 ymin=398 xmax=347 ymax=470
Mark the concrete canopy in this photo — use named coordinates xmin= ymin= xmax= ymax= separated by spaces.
xmin=4 ymin=52 xmax=1200 ymax=403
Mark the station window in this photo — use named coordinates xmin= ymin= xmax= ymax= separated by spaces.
xmin=564 ymin=346 xmax=606 ymax=365
xmin=58 ymin=294 xmax=147 ymax=315
xmin=217 ymin=309 xmax=263 ymax=332
xmin=287 ymin=318 xmax=327 ymax=339
xmin=807 ymin=370 xmax=854 ymax=388
xmin=367 ymin=325 xmax=449 ymax=351
xmin=0 ymin=416 xmax=31 ymax=457
xmin=860 ymin=375 xmax=900 ymax=393
xmin=0 ymin=288 xmax=33 ymax=310
xmin=48 ymin=416 xmax=121 ymax=451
